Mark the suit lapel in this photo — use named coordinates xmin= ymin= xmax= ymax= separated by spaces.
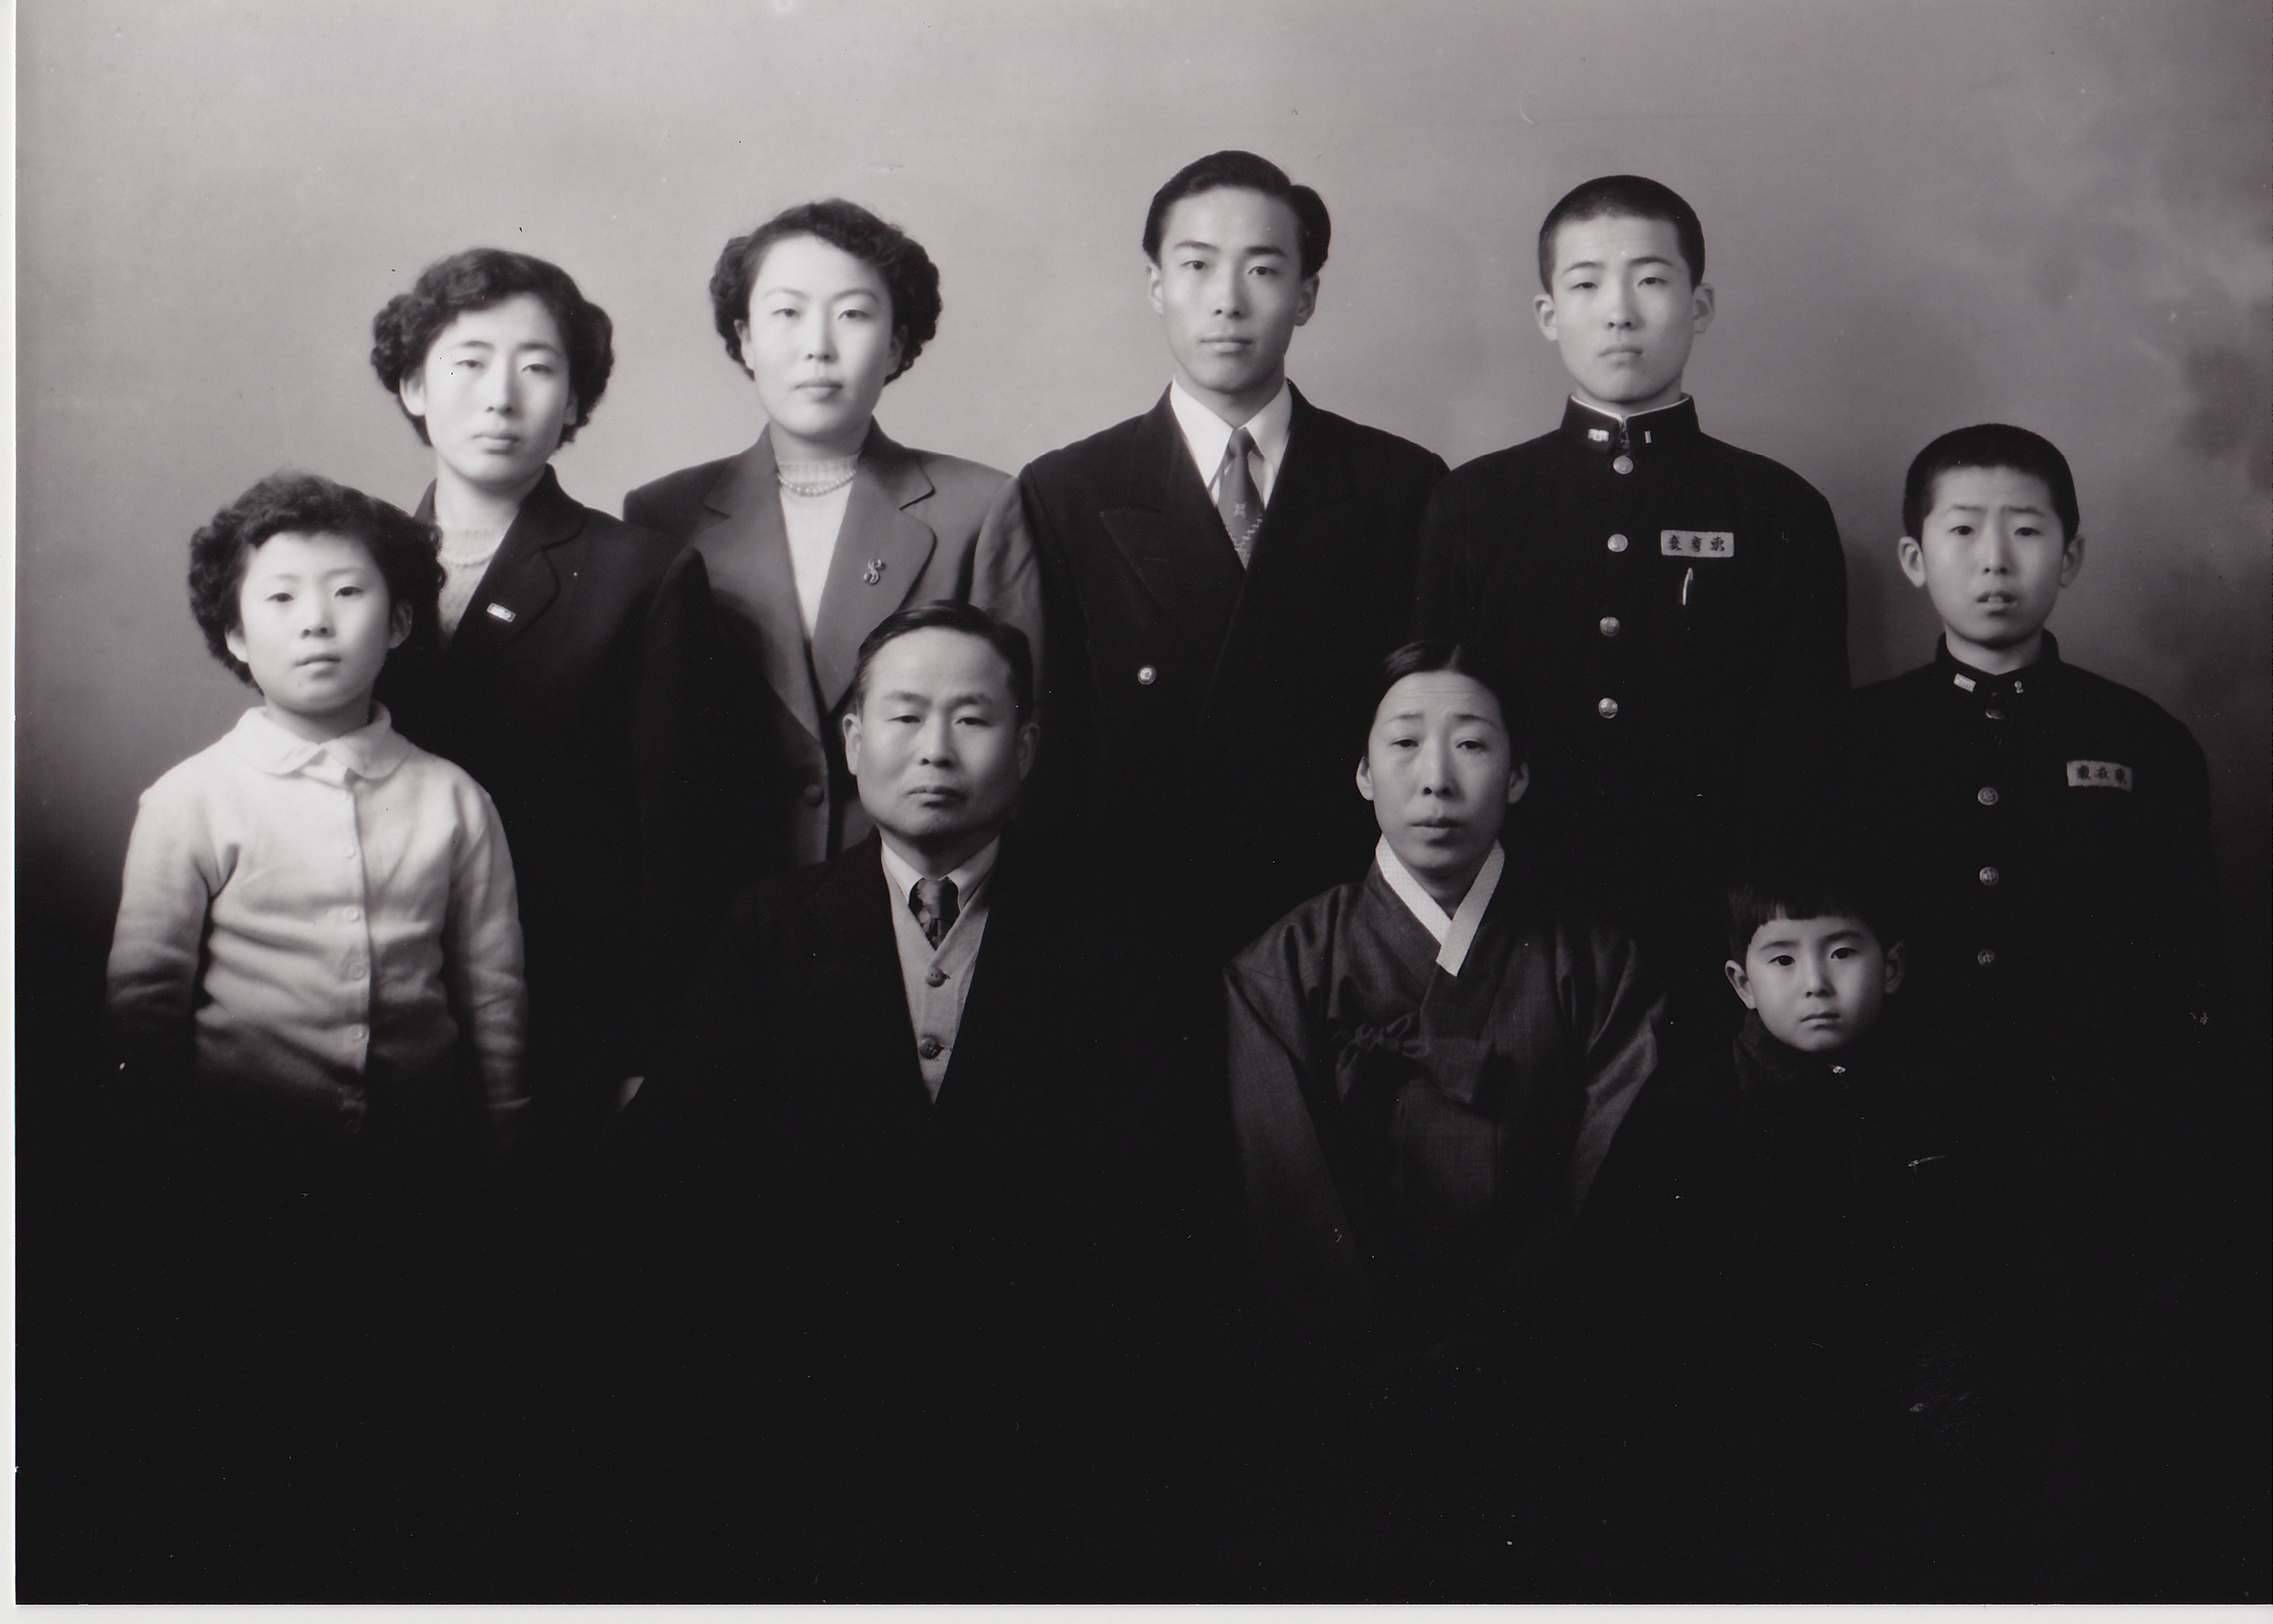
xmin=690 ymin=433 xmax=825 ymax=741
xmin=415 ymin=467 xmax=579 ymax=672
xmin=809 ymin=424 xmax=940 ymax=714
xmin=930 ymin=845 xmax=1031 ymax=1114
xmin=808 ymin=839 xmax=934 ymax=1112
xmin=1098 ymin=392 xmax=1247 ymax=660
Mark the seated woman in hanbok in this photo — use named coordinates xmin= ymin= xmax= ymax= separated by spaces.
xmin=1226 ymin=640 xmax=1666 ymax=1357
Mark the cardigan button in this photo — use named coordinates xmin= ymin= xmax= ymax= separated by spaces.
xmin=925 ymin=967 xmax=947 ymax=987
xmin=917 ymin=1037 xmax=944 ymax=1060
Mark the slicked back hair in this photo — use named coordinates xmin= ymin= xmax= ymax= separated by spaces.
xmin=187 ymin=471 xmax=442 ymax=686
xmin=708 ymin=198 xmax=942 ymax=382
xmin=369 ymin=248 xmax=615 ymax=446
xmin=1902 ymin=422 xmax=2081 ymax=543
xmin=1143 ymin=150 xmax=1332 ymax=279
xmin=1365 ymin=639 xmax=1529 ymax=757
xmin=849 ymin=600 xmax=1035 ymax=726
xmin=1537 ymin=175 xmax=1706 ymax=291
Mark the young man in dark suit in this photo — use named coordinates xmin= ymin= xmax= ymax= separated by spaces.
xmin=997 ymin=150 xmax=1449 ymax=965
xmin=614 ymin=603 xmax=1189 ymax=1598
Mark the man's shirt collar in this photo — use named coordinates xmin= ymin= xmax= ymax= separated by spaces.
xmin=223 ymin=704 xmax=410 ymax=782
xmin=1169 ymin=377 xmax=1294 ymax=488
xmin=878 ymin=834 xmax=1002 ymax=914
xmin=1375 ymin=837 xmax=1506 ymax=977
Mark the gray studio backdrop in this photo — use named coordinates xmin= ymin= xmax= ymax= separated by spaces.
xmin=18 ymin=0 xmax=2271 ymax=1052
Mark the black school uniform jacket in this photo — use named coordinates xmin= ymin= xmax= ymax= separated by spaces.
xmin=1413 ymin=397 xmax=1847 ymax=926
xmin=1848 ymin=635 xmax=2221 ymax=1078
xmin=378 ymin=466 xmax=685 ymax=1082
xmin=1007 ymin=386 xmax=1447 ymax=962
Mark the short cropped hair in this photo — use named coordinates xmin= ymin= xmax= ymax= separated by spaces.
xmin=849 ymin=600 xmax=1035 ymax=726
xmin=1724 ymin=848 xmax=1899 ymax=962
xmin=187 ymin=472 xmax=443 ymax=687
xmin=1901 ymin=423 xmax=2081 ymax=543
xmin=1143 ymin=150 xmax=1332 ymax=279
xmin=1365 ymin=640 xmax=1529 ymax=756
xmin=370 ymin=248 xmax=615 ymax=446
xmin=708 ymin=199 xmax=942 ymax=382
xmin=1537 ymin=175 xmax=1706 ymax=291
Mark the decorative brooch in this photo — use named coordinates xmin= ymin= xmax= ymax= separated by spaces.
xmin=862 ymin=558 xmax=886 ymax=586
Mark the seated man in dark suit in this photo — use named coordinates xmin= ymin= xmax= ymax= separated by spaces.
xmin=614 ymin=602 xmax=1187 ymax=1598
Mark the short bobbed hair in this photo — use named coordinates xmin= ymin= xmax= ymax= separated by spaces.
xmin=369 ymin=248 xmax=616 ymax=446
xmin=187 ymin=472 xmax=443 ymax=687
xmin=1901 ymin=422 xmax=2081 ymax=543
xmin=1143 ymin=150 xmax=1332 ymax=279
xmin=1364 ymin=640 xmax=1529 ymax=757
xmin=849 ymin=599 xmax=1035 ymax=726
xmin=1724 ymin=846 xmax=1899 ymax=962
xmin=709 ymin=199 xmax=942 ymax=382
xmin=1537 ymin=175 xmax=1706 ymax=292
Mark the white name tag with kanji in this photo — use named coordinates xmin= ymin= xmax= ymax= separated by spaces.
xmin=1661 ymin=530 xmax=1736 ymax=557
xmin=2066 ymin=759 xmax=2133 ymax=790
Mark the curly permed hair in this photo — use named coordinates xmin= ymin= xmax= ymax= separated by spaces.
xmin=188 ymin=471 xmax=443 ymax=686
xmin=708 ymin=199 xmax=942 ymax=382
xmin=369 ymin=248 xmax=615 ymax=446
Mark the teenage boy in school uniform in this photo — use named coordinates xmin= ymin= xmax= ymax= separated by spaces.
xmin=1413 ymin=175 xmax=1848 ymax=1039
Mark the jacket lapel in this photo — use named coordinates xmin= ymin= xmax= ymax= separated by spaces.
xmin=929 ymin=842 xmax=1031 ymax=1114
xmin=809 ymin=424 xmax=940 ymax=714
xmin=691 ymin=433 xmax=825 ymax=742
xmin=415 ymin=467 xmax=579 ymax=670
xmin=808 ymin=837 xmax=934 ymax=1112
xmin=1098 ymin=391 xmax=1247 ymax=660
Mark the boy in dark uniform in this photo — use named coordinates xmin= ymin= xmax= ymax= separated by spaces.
xmin=1850 ymin=423 xmax=2240 ymax=1595
xmin=1412 ymin=175 xmax=1847 ymax=1038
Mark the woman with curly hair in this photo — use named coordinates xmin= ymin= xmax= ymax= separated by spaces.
xmin=626 ymin=201 xmax=1041 ymax=938
xmin=370 ymin=248 xmax=688 ymax=1156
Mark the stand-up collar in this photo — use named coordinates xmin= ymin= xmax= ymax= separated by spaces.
xmin=1557 ymin=395 xmax=1701 ymax=458
xmin=1934 ymin=631 xmax=2064 ymax=699
xmin=1731 ymin=1009 xmax=1878 ymax=1098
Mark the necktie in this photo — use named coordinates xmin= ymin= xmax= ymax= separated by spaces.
xmin=1215 ymin=426 xmax=1263 ymax=566
xmin=911 ymin=876 xmax=960 ymax=950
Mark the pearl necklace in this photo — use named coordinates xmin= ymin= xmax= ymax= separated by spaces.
xmin=777 ymin=458 xmax=859 ymax=498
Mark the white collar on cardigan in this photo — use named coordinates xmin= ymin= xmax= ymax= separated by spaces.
xmin=1375 ymin=837 xmax=1506 ymax=977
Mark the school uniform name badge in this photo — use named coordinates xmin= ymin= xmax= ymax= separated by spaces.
xmin=2066 ymin=759 xmax=2134 ymax=790
xmin=1661 ymin=530 xmax=1736 ymax=557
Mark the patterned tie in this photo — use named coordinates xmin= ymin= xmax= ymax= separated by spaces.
xmin=910 ymin=876 xmax=960 ymax=949
xmin=1215 ymin=426 xmax=1264 ymax=566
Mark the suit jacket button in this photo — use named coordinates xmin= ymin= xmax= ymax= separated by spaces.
xmin=1136 ymin=665 xmax=1157 ymax=686
xmin=1597 ymin=697 xmax=1619 ymax=719
xmin=1978 ymin=866 xmax=2001 ymax=887
xmin=1978 ymin=786 xmax=2000 ymax=806
xmin=1599 ymin=616 xmax=1621 ymax=637
xmin=1977 ymin=947 xmax=1998 ymax=967
xmin=917 ymin=1037 xmax=943 ymax=1060
xmin=802 ymin=782 xmax=825 ymax=807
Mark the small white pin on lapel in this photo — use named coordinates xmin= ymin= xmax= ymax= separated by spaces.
xmin=486 ymin=603 xmax=517 ymax=625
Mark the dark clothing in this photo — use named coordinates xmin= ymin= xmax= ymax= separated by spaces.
xmin=1010 ymin=386 xmax=1447 ymax=962
xmin=1847 ymin=634 xmax=2221 ymax=1079
xmin=1225 ymin=860 xmax=1664 ymax=1352
xmin=1412 ymin=397 xmax=1847 ymax=1001
xmin=612 ymin=835 xmax=1192 ymax=1596
xmin=1579 ymin=1013 xmax=1991 ymax=1596
xmin=379 ymin=467 xmax=684 ymax=1120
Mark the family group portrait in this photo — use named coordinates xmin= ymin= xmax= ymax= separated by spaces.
xmin=12 ymin=0 xmax=2270 ymax=1603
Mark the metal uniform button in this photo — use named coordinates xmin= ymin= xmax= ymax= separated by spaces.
xmin=925 ymin=967 xmax=947 ymax=988
xmin=1978 ymin=866 xmax=2000 ymax=887
xmin=1976 ymin=948 xmax=1998 ymax=967
xmin=1977 ymin=787 xmax=1999 ymax=807
xmin=1830 ymin=1065 xmax=1847 ymax=1076
xmin=802 ymin=782 xmax=825 ymax=807
xmin=1597 ymin=697 xmax=1619 ymax=719
xmin=917 ymin=1037 xmax=943 ymax=1060
xmin=1598 ymin=616 xmax=1621 ymax=637
xmin=1612 ymin=455 xmax=1634 ymax=476
xmin=1136 ymin=665 xmax=1157 ymax=686
xmin=1984 ymin=706 xmax=2007 ymax=722
xmin=1607 ymin=533 xmax=1629 ymax=553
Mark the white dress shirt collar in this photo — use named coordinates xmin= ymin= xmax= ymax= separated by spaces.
xmin=223 ymin=704 xmax=410 ymax=783
xmin=1168 ymin=377 xmax=1295 ymax=506
xmin=878 ymin=835 xmax=1002 ymax=931
xmin=1375 ymin=837 xmax=1506 ymax=977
